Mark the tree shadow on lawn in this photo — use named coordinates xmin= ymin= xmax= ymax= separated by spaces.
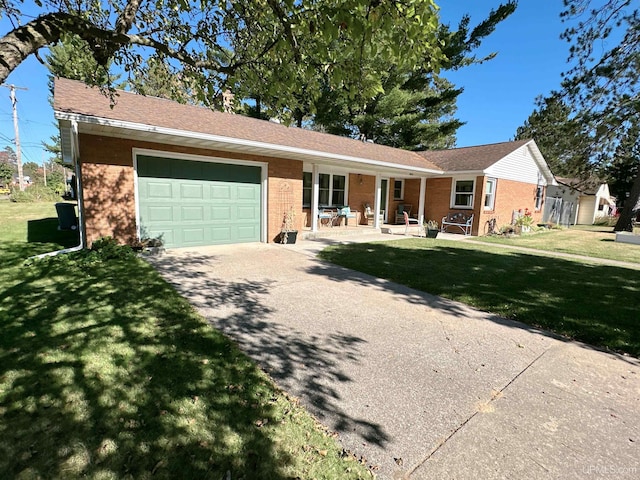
xmin=316 ymin=242 xmax=640 ymax=361
xmin=150 ymin=252 xmax=389 ymax=449
xmin=27 ymin=217 xmax=79 ymax=248
xmin=0 ymin=251 xmax=304 ymax=479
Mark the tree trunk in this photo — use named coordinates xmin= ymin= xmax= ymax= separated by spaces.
xmin=614 ymin=172 xmax=640 ymax=232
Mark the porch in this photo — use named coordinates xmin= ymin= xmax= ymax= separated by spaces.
xmin=300 ymin=221 xmax=425 ymax=240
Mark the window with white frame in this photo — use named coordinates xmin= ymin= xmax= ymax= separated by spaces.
xmin=535 ymin=185 xmax=543 ymax=210
xmin=304 ymin=172 xmax=347 ymax=206
xmin=393 ymin=180 xmax=404 ymax=200
xmin=302 ymin=172 xmax=312 ymax=207
xmin=332 ymin=174 xmax=346 ymax=205
xmin=452 ymin=179 xmax=474 ymax=208
xmin=484 ymin=178 xmax=497 ymax=210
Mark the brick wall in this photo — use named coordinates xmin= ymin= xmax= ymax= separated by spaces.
xmin=348 ymin=173 xmax=376 ymax=224
xmin=78 ymin=134 xmax=303 ymax=245
xmin=477 ymin=177 xmax=544 ymax=234
xmin=267 ymin=158 xmax=303 ymax=241
xmin=425 ymin=175 xmax=545 ymax=236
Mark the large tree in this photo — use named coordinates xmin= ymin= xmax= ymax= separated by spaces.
xmin=309 ymin=2 xmax=517 ymax=149
xmin=560 ymin=0 xmax=640 ymax=231
xmin=1 ymin=0 xmax=446 ymax=109
xmin=606 ymin=120 xmax=640 ymax=211
xmin=514 ymin=94 xmax=593 ymax=177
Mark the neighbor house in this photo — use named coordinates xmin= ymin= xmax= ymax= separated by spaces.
xmin=544 ymin=177 xmax=615 ymax=226
xmin=53 ymin=78 xmax=555 ymax=248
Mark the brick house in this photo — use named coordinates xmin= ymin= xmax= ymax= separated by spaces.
xmin=53 ymin=78 xmax=555 ymax=248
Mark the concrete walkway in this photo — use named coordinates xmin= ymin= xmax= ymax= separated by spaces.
xmin=149 ymin=237 xmax=639 ymax=479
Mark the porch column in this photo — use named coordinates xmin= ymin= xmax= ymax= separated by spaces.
xmin=374 ymin=174 xmax=382 ymax=229
xmin=311 ymin=164 xmax=320 ymax=233
xmin=418 ymin=177 xmax=426 ymax=225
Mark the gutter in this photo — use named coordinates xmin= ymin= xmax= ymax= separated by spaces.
xmin=54 ymin=111 xmax=444 ymax=176
xmin=31 ymin=120 xmax=86 ymax=260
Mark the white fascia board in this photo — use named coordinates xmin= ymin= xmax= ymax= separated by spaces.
xmin=54 ymin=111 xmax=443 ymax=176
xmin=443 ymin=170 xmax=485 ymax=176
xmin=525 ymin=140 xmax=557 ymax=185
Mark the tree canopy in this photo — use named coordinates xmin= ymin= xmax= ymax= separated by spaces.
xmin=559 ymin=0 xmax=640 ymax=230
xmin=1 ymin=0 xmax=446 ymax=109
xmin=514 ymin=94 xmax=593 ymax=177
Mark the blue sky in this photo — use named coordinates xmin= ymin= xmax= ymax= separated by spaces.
xmin=0 ymin=1 xmax=570 ymax=164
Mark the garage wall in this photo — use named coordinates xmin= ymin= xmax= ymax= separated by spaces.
xmin=78 ymin=134 xmax=302 ymax=246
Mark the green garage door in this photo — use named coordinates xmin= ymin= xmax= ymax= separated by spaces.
xmin=137 ymin=155 xmax=261 ymax=248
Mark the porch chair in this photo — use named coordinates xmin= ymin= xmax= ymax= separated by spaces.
xmin=318 ymin=208 xmax=336 ymax=227
xmin=395 ymin=204 xmax=415 ymax=224
xmin=363 ymin=204 xmax=384 ymax=225
xmin=338 ymin=206 xmax=357 ymax=227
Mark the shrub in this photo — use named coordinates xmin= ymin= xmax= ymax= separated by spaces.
xmin=90 ymin=236 xmax=135 ymax=260
xmin=10 ymin=185 xmax=62 ymax=203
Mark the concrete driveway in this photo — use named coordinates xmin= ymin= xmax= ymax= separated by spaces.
xmin=149 ymin=240 xmax=639 ymax=479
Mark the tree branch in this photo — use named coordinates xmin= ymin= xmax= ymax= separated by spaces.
xmin=0 ymin=11 xmax=237 ymax=85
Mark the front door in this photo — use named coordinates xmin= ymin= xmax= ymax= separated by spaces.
xmin=380 ymin=179 xmax=388 ymax=223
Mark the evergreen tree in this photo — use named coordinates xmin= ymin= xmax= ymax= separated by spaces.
xmin=606 ymin=121 xmax=640 ymax=213
xmin=560 ymin=0 xmax=640 ymax=231
xmin=514 ymin=94 xmax=593 ymax=177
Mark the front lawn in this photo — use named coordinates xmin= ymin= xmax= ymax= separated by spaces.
xmin=319 ymin=238 xmax=640 ymax=357
xmin=473 ymin=225 xmax=640 ymax=264
xmin=0 ymin=202 xmax=370 ymax=479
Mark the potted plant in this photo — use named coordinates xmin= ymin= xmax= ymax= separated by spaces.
xmin=425 ymin=219 xmax=439 ymax=238
xmin=515 ymin=208 xmax=534 ymax=233
xmin=279 ymin=207 xmax=298 ymax=244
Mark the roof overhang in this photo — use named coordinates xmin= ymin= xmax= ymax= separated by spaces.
xmin=525 ymin=140 xmax=557 ymax=186
xmin=55 ymin=111 xmax=443 ymax=178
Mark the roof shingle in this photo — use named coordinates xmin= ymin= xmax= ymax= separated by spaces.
xmin=53 ymin=78 xmax=442 ymax=171
xmin=416 ymin=139 xmax=531 ymax=171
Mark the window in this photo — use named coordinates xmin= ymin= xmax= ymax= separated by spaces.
xmin=535 ymin=185 xmax=543 ymax=210
xmin=304 ymin=172 xmax=347 ymax=207
xmin=393 ymin=180 xmax=404 ymax=200
xmin=332 ymin=175 xmax=346 ymax=205
xmin=319 ymin=173 xmax=330 ymax=205
xmin=303 ymin=172 xmax=312 ymax=207
xmin=453 ymin=179 xmax=474 ymax=208
xmin=484 ymin=178 xmax=496 ymax=210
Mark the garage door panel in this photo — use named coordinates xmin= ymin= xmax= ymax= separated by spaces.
xmin=137 ymin=155 xmax=261 ymax=248
xmin=148 ymin=182 xmax=173 ymax=198
xmin=211 ymin=205 xmax=232 ymax=221
xmin=181 ymin=206 xmax=205 ymax=221
xmin=237 ymin=225 xmax=260 ymax=241
xmin=211 ymin=226 xmax=232 ymax=242
xmin=236 ymin=185 xmax=260 ymax=200
xmin=147 ymin=205 xmax=174 ymax=222
xmin=236 ymin=205 xmax=259 ymax=221
xmin=182 ymin=228 xmax=205 ymax=244
xmin=180 ymin=183 xmax=204 ymax=199
xmin=211 ymin=184 xmax=232 ymax=199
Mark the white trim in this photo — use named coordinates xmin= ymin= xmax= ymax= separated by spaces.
xmin=55 ymin=111 xmax=443 ymax=175
xmin=393 ymin=179 xmax=405 ymax=200
xmin=484 ymin=177 xmax=497 ymax=211
xmin=451 ymin=177 xmax=476 ymax=209
xmin=132 ymin=147 xmax=268 ymax=244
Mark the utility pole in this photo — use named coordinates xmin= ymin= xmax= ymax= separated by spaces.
xmin=1 ymin=84 xmax=28 ymax=191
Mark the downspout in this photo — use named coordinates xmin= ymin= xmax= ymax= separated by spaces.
xmin=32 ymin=120 xmax=85 ymax=259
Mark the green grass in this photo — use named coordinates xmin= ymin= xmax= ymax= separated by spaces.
xmin=319 ymin=238 xmax=640 ymax=357
xmin=0 ymin=202 xmax=371 ymax=479
xmin=473 ymin=225 xmax=640 ymax=264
